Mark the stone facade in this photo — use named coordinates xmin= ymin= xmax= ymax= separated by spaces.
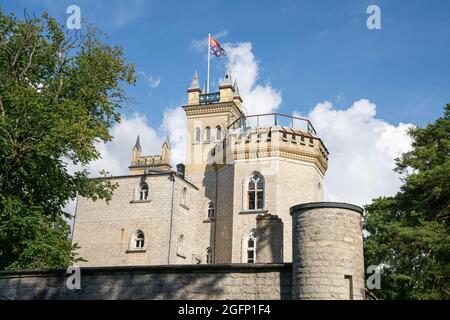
xmin=0 ymin=264 xmax=292 ymax=300
xmin=291 ymin=203 xmax=365 ymax=300
xmin=64 ymin=71 xmax=366 ymax=299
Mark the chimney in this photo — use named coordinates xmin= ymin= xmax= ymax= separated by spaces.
xmin=176 ymin=163 xmax=185 ymax=178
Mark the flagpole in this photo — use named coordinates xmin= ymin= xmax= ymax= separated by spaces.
xmin=207 ymin=33 xmax=211 ymax=94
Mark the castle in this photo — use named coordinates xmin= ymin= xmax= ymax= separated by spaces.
xmin=67 ymin=71 xmax=366 ymax=299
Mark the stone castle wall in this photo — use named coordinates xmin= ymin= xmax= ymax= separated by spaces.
xmin=0 ymin=264 xmax=292 ymax=300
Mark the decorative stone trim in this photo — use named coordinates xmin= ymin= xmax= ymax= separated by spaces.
xmin=125 ymin=249 xmax=146 ymax=253
xmin=130 ymin=200 xmax=151 ymax=204
xmin=290 ymin=202 xmax=364 ymax=215
xmin=239 ymin=210 xmax=269 ymax=215
xmin=180 ymin=204 xmax=190 ymax=211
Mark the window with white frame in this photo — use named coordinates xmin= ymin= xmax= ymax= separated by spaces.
xmin=139 ymin=183 xmax=149 ymax=200
xmin=177 ymin=234 xmax=185 ymax=256
xmin=133 ymin=230 xmax=145 ymax=250
xmin=246 ymin=229 xmax=257 ymax=263
xmin=247 ymin=173 xmax=264 ymax=210
xmin=194 ymin=127 xmax=201 ymax=143
xmin=206 ymin=248 xmax=213 ymax=264
xmin=207 ymin=202 xmax=215 ymax=219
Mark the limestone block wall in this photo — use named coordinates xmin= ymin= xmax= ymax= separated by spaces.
xmin=0 ymin=264 xmax=292 ymax=300
xmin=72 ymin=173 xmax=198 ymax=267
xmin=256 ymin=214 xmax=283 ymax=263
xmin=214 ymin=165 xmax=235 ymax=263
xmin=230 ymin=158 xmax=323 ymax=263
xmin=290 ymin=203 xmax=365 ymax=300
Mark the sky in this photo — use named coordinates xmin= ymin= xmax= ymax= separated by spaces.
xmin=2 ymin=0 xmax=450 ymax=208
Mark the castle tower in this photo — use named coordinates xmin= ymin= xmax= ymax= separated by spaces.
xmin=182 ymin=69 xmax=329 ymax=264
xmin=183 ymin=70 xmax=244 ymax=263
xmin=291 ymin=203 xmax=365 ymax=300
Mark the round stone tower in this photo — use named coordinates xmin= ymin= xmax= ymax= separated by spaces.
xmin=290 ymin=202 xmax=364 ymax=300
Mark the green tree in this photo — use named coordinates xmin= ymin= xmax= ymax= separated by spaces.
xmin=364 ymin=104 xmax=450 ymax=299
xmin=0 ymin=10 xmax=135 ymax=270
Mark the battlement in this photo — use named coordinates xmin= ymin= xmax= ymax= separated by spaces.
xmin=209 ymin=114 xmax=329 ymax=175
xmin=129 ymin=138 xmax=172 ymax=175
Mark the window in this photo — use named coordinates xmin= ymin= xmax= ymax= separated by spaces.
xmin=215 ymin=126 xmax=222 ymax=142
xmin=177 ymin=234 xmax=185 ymax=256
xmin=205 ymin=127 xmax=211 ymax=142
xmin=206 ymin=248 xmax=213 ymax=264
xmin=207 ymin=202 xmax=215 ymax=219
xmin=194 ymin=127 xmax=201 ymax=143
xmin=247 ymin=173 xmax=264 ymax=210
xmin=139 ymin=183 xmax=149 ymax=200
xmin=181 ymin=187 xmax=187 ymax=206
xmin=133 ymin=230 xmax=145 ymax=249
xmin=246 ymin=229 xmax=257 ymax=263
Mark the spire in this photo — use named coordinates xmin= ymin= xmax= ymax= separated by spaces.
xmin=161 ymin=137 xmax=171 ymax=162
xmin=219 ymin=71 xmax=232 ymax=88
xmin=188 ymin=70 xmax=200 ymax=91
xmin=133 ymin=135 xmax=142 ymax=151
xmin=202 ymin=81 xmax=206 ymax=94
xmin=233 ymin=80 xmax=240 ymax=97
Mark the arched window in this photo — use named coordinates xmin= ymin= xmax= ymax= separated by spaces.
xmin=205 ymin=127 xmax=211 ymax=142
xmin=177 ymin=234 xmax=185 ymax=255
xmin=246 ymin=229 xmax=257 ymax=263
xmin=215 ymin=126 xmax=222 ymax=142
xmin=139 ymin=183 xmax=149 ymax=200
xmin=247 ymin=173 xmax=264 ymax=210
xmin=181 ymin=187 xmax=187 ymax=206
xmin=133 ymin=230 xmax=145 ymax=249
xmin=194 ymin=127 xmax=201 ymax=143
xmin=206 ymin=248 xmax=213 ymax=264
xmin=207 ymin=202 xmax=215 ymax=219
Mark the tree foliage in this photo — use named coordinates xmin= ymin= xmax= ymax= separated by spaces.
xmin=0 ymin=9 xmax=135 ymax=270
xmin=364 ymin=105 xmax=450 ymax=299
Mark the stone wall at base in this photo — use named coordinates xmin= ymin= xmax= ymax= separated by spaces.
xmin=0 ymin=264 xmax=292 ymax=300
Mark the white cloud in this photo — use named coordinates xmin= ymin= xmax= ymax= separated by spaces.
xmin=67 ymin=113 xmax=163 ymax=177
xmin=224 ymin=42 xmax=282 ymax=115
xmin=299 ymin=99 xmax=413 ymax=206
xmin=161 ymin=106 xmax=187 ymax=166
xmin=138 ymin=71 xmax=161 ymax=89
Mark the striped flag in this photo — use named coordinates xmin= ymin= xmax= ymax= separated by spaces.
xmin=210 ymin=36 xmax=225 ymax=58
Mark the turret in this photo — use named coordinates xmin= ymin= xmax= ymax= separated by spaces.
xmin=219 ymin=71 xmax=233 ymax=103
xmin=187 ymin=70 xmax=201 ymax=105
xmin=132 ymin=135 xmax=141 ymax=163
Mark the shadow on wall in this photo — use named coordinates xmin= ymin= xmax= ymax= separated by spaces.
xmin=0 ymin=264 xmax=292 ymax=300
xmin=256 ymin=214 xmax=284 ymax=264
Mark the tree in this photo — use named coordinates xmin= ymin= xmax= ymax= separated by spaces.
xmin=364 ymin=104 xmax=450 ymax=299
xmin=0 ymin=9 xmax=135 ymax=270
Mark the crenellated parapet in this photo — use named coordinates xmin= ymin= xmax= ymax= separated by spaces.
xmin=129 ymin=138 xmax=172 ymax=175
xmin=210 ymin=120 xmax=329 ymax=175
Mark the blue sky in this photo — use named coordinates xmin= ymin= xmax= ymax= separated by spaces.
xmin=3 ymin=0 xmax=449 ymax=206
xmin=3 ymin=0 xmax=449 ymax=129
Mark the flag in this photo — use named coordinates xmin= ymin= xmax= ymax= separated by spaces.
xmin=210 ymin=36 xmax=225 ymax=58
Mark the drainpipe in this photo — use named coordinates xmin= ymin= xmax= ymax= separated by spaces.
xmin=167 ymin=173 xmax=175 ymax=264
xmin=213 ymin=170 xmax=218 ymax=263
